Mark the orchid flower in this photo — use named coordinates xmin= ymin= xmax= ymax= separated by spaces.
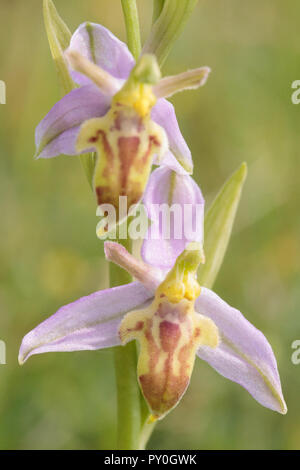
xmin=36 ymin=22 xmax=209 ymax=227
xmin=19 ymin=239 xmax=287 ymax=419
xmin=19 ymin=171 xmax=287 ymax=420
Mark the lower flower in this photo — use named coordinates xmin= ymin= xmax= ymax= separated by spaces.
xmin=119 ymin=248 xmax=218 ymax=419
xmin=19 ymin=242 xmax=287 ymax=418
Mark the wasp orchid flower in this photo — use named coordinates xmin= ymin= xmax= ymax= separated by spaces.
xmin=36 ymin=22 xmax=210 ymax=222
xmin=19 ymin=238 xmax=287 ymax=419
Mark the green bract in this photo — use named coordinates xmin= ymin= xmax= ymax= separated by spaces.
xmin=43 ymin=0 xmax=95 ymax=185
xmin=43 ymin=0 xmax=74 ymax=93
xmin=198 ymin=163 xmax=248 ymax=288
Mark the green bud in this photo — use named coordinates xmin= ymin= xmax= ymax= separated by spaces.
xmin=152 ymin=0 xmax=165 ymax=24
xmin=133 ymin=55 xmax=161 ymax=85
xmin=198 ymin=163 xmax=248 ymax=288
xmin=144 ymin=0 xmax=199 ymax=67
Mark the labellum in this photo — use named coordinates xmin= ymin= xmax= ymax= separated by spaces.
xmin=119 ymin=246 xmax=219 ymax=420
xmin=75 ymin=54 xmax=168 ymax=236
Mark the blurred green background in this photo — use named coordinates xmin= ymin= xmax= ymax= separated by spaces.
xmin=0 ymin=0 xmax=299 ymax=449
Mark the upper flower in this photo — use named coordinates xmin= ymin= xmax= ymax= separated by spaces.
xmin=35 ymin=22 xmax=210 ymax=228
xmin=74 ymin=52 xmax=169 ymax=223
xmin=36 ymin=22 xmax=209 ymax=171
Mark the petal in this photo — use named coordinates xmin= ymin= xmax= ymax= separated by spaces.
xmin=68 ymin=22 xmax=135 ymax=86
xmin=104 ymin=242 xmax=162 ymax=293
xmin=19 ymin=282 xmax=153 ymax=364
xmin=141 ymin=167 xmax=204 ymax=271
xmin=152 ymin=98 xmax=193 ymax=174
xmin=66 ymin=50 xmax=122 ymax=96
xmin=158 ymin=150 xmax=189 ymax=175
xmin=196 ymin=288 xmax=287 ymax=414
xmin=154 ymin=67 xmax=211 ymax=99
xmin=35 ymin=84 xmax=110 ymax=158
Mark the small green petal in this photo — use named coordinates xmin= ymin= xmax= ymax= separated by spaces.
xmin=198 ymin=162 xmax=248 ymax=288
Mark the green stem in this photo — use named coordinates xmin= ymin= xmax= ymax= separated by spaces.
xmin=110 ymin=238 xmax=142 ymax=450
xmin=139 ymin=421 xmax=156 ymax=450
xmin=113 ymin=343 xmax=142 ymax=449
xmin=110 ymin=1 xmax=145 ymax=450
xmin=121 ymin=0 xmax=142 ymax=60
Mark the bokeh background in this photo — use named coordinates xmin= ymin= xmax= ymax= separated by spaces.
xmin=0 ymin=0 xmax=299 ymax=449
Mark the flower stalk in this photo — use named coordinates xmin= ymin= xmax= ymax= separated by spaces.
xmin=109 ymin=236 xmax=141 ymax=450
xmin=112 ymin=2 xmax=144 ymax=450
xmin=121 ymin=0 xmax=142 ymax=61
